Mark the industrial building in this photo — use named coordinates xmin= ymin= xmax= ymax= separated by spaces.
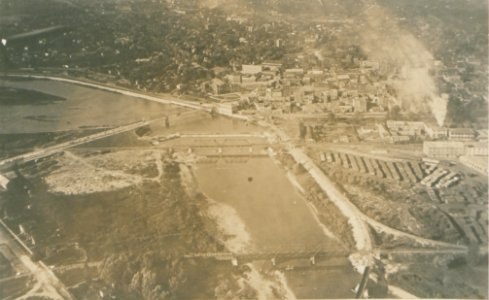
xmin=464 ymin=142 xmax=489 ymax=156
xmin=386 ymin=120 xmax=427 ymax=137
xmin=423 ymin=141 xmax=488 ymax=159
xmin=425 ymin=125 xmax=449 ymax=139
xmin=448 ymin=128 xmax=476 ymax=141
xmin=423 ymin=141 xmax=466 ymax=158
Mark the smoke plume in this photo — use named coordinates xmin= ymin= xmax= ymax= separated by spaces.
xmin=358 ymin=1 xmax=447 ymax=126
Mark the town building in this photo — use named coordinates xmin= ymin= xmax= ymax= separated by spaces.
xmin=464 ymin=142 xmax=488 ymax=156
xmin=423 ymin=141 xmax=488 ymax=158
xmin=423 ymin=141 xmax=466 ymax=158
xmin=261 ymin=62 xmax=282 ymax=72
xmin=386 ymin=120 xmax=426 ymax=137
xmin=448 ymin=128 xmax=476 ymax=141
xmin=241 ymin=64 xmax=262 ymax=75
xmin=284 ymin=68 xmax=304 ymax=78
xmin=216 ymin=102 xmax=237 ymax=115
xmin=352 ymin=97 xmax=367 ymax=113
xmin=265 ymin=88 xmax=283 ymax=100
xmin=425 ymin=125 xmax=449 ymax=139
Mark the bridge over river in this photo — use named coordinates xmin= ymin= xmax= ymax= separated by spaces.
xmin=0 ymin=120 xmax=149 ymax=170
xmin=184 ymin=246 xmax=469 ymax=267
xmin=184 ymin=248 xmax=347 ymax=266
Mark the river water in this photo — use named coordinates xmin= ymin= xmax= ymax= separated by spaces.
xmin=0 ymin=79 xmax=183 ymax=133
xmin=194 ymin=158 xmax=359 ymax=298
xmin=3 ymin=78 xmax=359 ymax=298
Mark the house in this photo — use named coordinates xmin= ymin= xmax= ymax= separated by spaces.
xmin=262 ymin=62 xmax=282 ymax=72
xmin=241 ymin=64 xmax=262 ymax=75
xmin=265 ymin=88 xmax=283 ymax=100
xmin=337 ymin=74 xmax=350 ymax=88
xmin=284 ymin=68 xmax=304 ymax=77
xmin=307 ymin=69 xmax=325 ymax=81
xmin=283 ymin=69 xmax=304 ymax=85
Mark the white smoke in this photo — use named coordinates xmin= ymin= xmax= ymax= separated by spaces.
xmin=394 ymin=66 xmax=448 ymax=126
xmin=358 ymin=2 xmax=448 ymax=126
xmin=430 ymin=94 xmax=449 ymax=127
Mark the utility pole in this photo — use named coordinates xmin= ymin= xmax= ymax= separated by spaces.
xmin=0 ymin=39 xmax=8 ymax=87
xmin=355 ymin=266 xmax=370 ymax=299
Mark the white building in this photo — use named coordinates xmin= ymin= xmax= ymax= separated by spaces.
xmin=386 ymin=120 xmax=426 ymax=136
xmin=216 ymin=102 xmax=237 ymax=115
xmin=423 ymin=141 xmax=466 ymax=158
xmin=464 ymin=142 xmax=488 ymax=156
xmin=449 ymin=128 xmax=476 ymax=141
xmin=241 ymin=64 xmax=262 ymax=75
xmin=425 ymin=125 xmax=449 ymax=139
xmin=423 ymin=141 xmax=488 ymax=158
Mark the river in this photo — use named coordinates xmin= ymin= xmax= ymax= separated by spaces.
xmin=0 ymin=79 xmax=183 ymax=134
xmin=194 ymin=158 xmax=359 ymax=298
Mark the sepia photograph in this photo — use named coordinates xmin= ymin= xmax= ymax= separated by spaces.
xmin=0 ymin=0 xmax=488 ymax=299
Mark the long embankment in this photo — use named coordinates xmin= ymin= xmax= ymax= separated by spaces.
xmin=3 ymin=73 xmax=248 ymax=120
xmin=287 ymin=147 xmax=373 ymax=252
